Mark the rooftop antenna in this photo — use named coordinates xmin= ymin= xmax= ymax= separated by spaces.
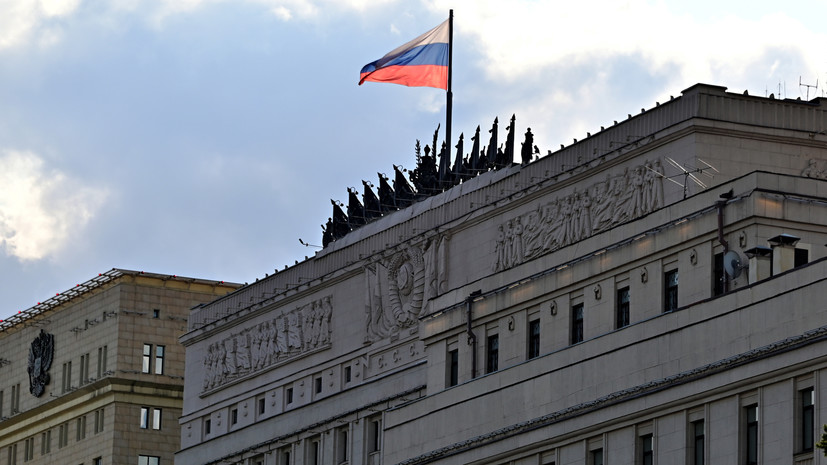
xmin=650 ymin=157 xmax=719 ymax=199
xmin=800 ymin=76 xmax=818 ymax=100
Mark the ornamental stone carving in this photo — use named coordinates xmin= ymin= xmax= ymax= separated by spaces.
xmin=802 ymin=158 xmax=827 ymax=179
xmin=365 ymin=235 xmax=449 ymax=343
xmin=494 ymin=160 xmax=665 ymax=272
xmin=28 ymin=330 xmax=54 ymax=397
xmin=203 ymin=295 xmax=333 ymax=391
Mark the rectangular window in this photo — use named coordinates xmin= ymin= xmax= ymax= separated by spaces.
xmin=447 ymin=348 xmax=459 ymax=387
xmin=258 ymin=398 xmax=266 ymax=416
xmin=94 ymin=408 xmax=105 ymax=434
xmin=97 ymin=346 xmax=108 ymax=378
xmin=153 ymin=408 xmax=162 ymax=431
xmin=142 ymin=344 xmax=152 ymax=374
xmin=204 ymin=419 xmax=211 ymax=436
xmin=571 ymin=303 xmax=584 ymax=344
xmin=314 ymin=377 xmax=322 ymax=395
xmin=590 ymin=448 xmax=603 ymax=465
xmin=278 ymin=446 xmax=292 ymax=465
xmin=79 ymin=353 xmax=90 ymax=385
xmin=307 ymin=438 xmax=320 ymax=465
xmin=231 ymin=408 xmax=238 ymax=425
xmin=344 ymin=366 xmax=351 ymax=384
xmin=11 ymin=383 xmax=20 ymax=413
xmin=640 ymin=434 xmax=653 ymax=465
xmin=664 ymin=269 xmax=679 ymax=312
xmin=528 ymin=319 xmax=541 ymax=359
xmin=486 ymin=334 xmax=499 ymax=374
xmin=142 ymin=407 xmax=161 ymax=430
xmin=795 ymin=248 xmax=809 ymax=268
xmin=138 ymin=456 xmax=160 ymax=465
xmin=692 ymin=420 xmax=705 ymax=465
xmin=93 ymin=458 xmax=102 ymax=465
xmin=744 ymin=404 xmax=758 ymax=465
xmin=367 ymin=417 xmax=381 ymax=454
xmin=713 ymin=252 xmax=725 ymax=296
xmin=40 ymin=430 xmax=50 ymax=455
xmin=76 ymin=416 xmax=86 ymax=441
xmin=285 ymin=387 xmax=293 ymax=405
xmin=23 ymin=437 xmax=33 ymax=462
xmin=8 ymin=443 xmax=17 ymax=465
xmin=58 ymin=423 xmax=69 ymax=448
xmin=62 ymin=362 xmax=72 ymax=393
xmin=801 ymin=387 xmax=815 ymax=452
xmin=336 ymin=426 xmax=348 ymax=464
xmin=155 ymin=346 xmax=165 ymax=375
xmin=616 ymin=286 xmax=630 ymax=328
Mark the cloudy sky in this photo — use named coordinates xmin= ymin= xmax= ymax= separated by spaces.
xmin=2 ymin=0 xmax=826 ymax=319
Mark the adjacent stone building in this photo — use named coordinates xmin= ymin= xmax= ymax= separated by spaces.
xmin=177 ymin=84 xmax=827 ymax=465
xmin=0 ymin=269 xmax=239 ymax=465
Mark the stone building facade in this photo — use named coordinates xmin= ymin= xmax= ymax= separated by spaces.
xmin=0 ymin=269 xmax=239 ymax=465
xmin=177 ymin=84 xmax=827 ymax=465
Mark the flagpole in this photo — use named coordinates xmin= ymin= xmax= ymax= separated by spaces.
xmin=446 ymin=9 xmax=453 ymax=159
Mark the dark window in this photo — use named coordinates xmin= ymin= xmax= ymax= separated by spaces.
xmin=448 ymin=349 xmax=459 ymax=387
xmin=795 ymin=248 xmax=809 ymax=268
xmin=745 ymin=404 xmax=758 ymax=465
xmin=204 ymin=419 xmax=211 ymax=435
xmin=314 ymin=377 xmax=322 ymax=394
xmin=591 ymin=448 xmax=603 ymax=465
xmin=344 ymin=366 xmax=351 ymax=383
xmin=692 ymin=420 xmax=705 ymax=465
xmin=641 ymin=434 xmax=653 ymax=465
xmin=664 ymin=269 xmax=678 ymax=312
xmin=231 ymin=408 xmax=238 ymax=425
xmin=279 ymin=447 xmax=291 ymax=465
xmin=286 ymin=388 xmax=293 ymax=405
xmin=801 ymin=387 xmax=815 ymax=452
xmin=336 ymin=427 xmax=348 ymax=464
xmin=528 ymin=319 xmax=541 ymax=359
xmin=152 ymin=309 xmax=160 ymax=318
xmin=616 ymin=287 xmax=630 ymax=328
xmin=486 ymin=334 xmax=499 ymax=374
xmin=368 ymin=418 xmax=381 ymax=453
xmin=713 ymin=252 xmax=725 ymax=296
xmin=258 ymin=398 xmax=265 ymax=415
xmin=571 ymin=303 xmax=584 ymax=344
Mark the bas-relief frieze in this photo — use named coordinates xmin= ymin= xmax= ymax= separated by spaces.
xmin=364 ymin=235 xmax=448 ymax=343
xmin=203 ymin=296 xmax=332 ymax=391
xmin=494 ymin=160 xmax=665 ymax=271
xmin=802 ymin=158 xmax=827 ymax=179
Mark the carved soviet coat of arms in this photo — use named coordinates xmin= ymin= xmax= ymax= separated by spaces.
xmin=28 ymin=330 xmax=55 ymax=397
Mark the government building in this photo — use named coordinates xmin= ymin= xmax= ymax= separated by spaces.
xmin=0 ymin=269 xmax=239 ymax=465
xmin=178 ymin=83 xmax=827 ymax=465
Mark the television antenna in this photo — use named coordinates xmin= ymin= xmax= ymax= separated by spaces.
xmin=651 ymin=157 xmax=719 ymax=199
xmin=800 ymin=76 xmax=818 ymax=101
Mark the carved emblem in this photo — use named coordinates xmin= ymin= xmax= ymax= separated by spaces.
xmin=364 ymin=235 xmax=449 ymax=343
xmin=28 ymin=330 xmax=54 ymax=397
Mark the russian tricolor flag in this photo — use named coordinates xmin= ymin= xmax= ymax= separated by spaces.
xmin=359 ymin=19 xmax=449 ymax=90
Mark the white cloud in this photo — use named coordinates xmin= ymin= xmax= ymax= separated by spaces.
xmin=0 ymin=0 xmax=81 ymax=50
xmin=0 ymin=150 xmax=107 ymax=261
